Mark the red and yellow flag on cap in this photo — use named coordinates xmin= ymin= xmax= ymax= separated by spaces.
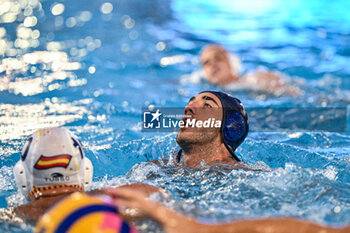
xmin=34 ymin=155 xmax=72 ymax=169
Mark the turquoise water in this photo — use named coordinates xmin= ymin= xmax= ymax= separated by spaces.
xmin=1 ymin=0 xmax=350 ymax=232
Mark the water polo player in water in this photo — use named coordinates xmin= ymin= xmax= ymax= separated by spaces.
xmin=185 ymin=44 xmax=301 ymax=96
xmin=32 ymin=93 xmax=349 ymax=233
xmin=174 ymin=91 xmax=248 ymax=168
xmin=2 ymin=127 xmax=164 ymax=224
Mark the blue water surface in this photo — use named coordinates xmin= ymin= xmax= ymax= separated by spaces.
xmin=0 ymin=0 xmax=350 ymax=232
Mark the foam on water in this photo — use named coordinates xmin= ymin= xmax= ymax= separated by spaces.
xmin=121 ymin=161 xmax=350 ymax=227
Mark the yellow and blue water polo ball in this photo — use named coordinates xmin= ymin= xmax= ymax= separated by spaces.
xmin=35 ymin=192 xmax=138 ymax=233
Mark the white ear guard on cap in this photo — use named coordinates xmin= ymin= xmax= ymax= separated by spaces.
xmin=81 ymin=157 xmax=93 ymax=191
xmin=14 ymin=127 xmax=93 ymax=199
xmin=14 ymin=160 xmax=29 ymax=197
xmin=71 ymin=134 xmax=93 ymax=191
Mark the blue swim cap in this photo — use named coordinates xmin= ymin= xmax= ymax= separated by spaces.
xmin=202 ymin=91 xmax=248 ymax=161
xmin=176 ymin=91 xmax=248 ymax=162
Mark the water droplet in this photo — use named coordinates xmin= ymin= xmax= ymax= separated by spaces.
xmin=156 ymin=42 xmax=166 ymax=51
xmin=0 ymin=28 xmax=6 ymax=38
xmin=51 ymin=3 xmax=65 ymax=16
xmin=66 ymin=17 xmax=77 ymax=28
xmin=123 ymin=15 xmax=135 ymax=29
xmin=100 ymin=2 xmax=113 ymax=14
xmin=78 ymin=11 xmax=92 ymax=22
xmin=88 ymin=66 xmax=96 ymax=74
xmin=55 ymin=16 xmax=64 ymax=28
xmin=23 ymin=16 xmax=37 ymax=27
xmin=334 ymin=206 xmax=341 ymax=213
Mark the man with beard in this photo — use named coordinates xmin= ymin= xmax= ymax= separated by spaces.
xmin=175 ymin=91 xmax=248 ymax=168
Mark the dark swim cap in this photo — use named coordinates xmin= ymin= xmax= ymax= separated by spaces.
xmin=176 ymin=91 xmax=248 ymax=162
xmin=202 ymin=91 xmax=249 ymax=162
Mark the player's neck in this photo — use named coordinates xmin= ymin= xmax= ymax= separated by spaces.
xmin=182 ymin=141 xmax=234 ymax=168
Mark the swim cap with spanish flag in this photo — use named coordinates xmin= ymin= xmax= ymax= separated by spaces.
xmin=35 ymin=192 xmax=138 ymax=233
xmin=14 ymin=127 xmax=93 ymax=199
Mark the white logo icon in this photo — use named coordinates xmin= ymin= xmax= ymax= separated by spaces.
xmin=143 ymin=109 xmax=162 ymax=128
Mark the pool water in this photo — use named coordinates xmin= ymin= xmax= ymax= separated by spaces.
xmin=1 ymin=0 xmax=350 ymax=232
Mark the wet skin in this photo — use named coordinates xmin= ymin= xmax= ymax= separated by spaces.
xmin=200 ymin=44 xmax=301 ymax=96
xmin=176 ymin=92 xmax=235 ymax=167
xmin=13 ymin=183 xmax=164 ymax=224
xmin=176 ymin=92 xmax=222 ymax=144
